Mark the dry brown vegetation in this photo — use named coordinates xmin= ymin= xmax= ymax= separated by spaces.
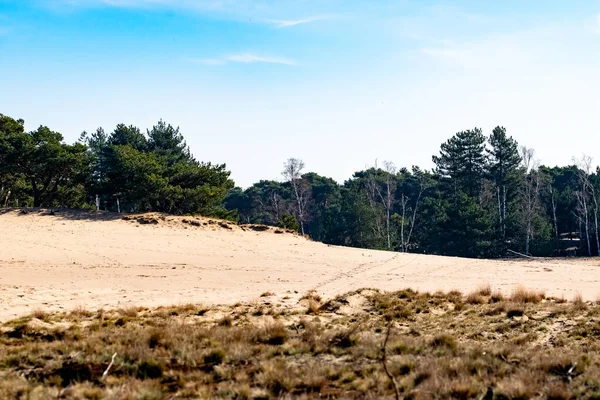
xmin=2 ymin=287 xmax=600 ymax=399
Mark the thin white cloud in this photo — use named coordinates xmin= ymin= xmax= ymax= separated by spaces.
xmin=579 ymin=12 xmax=600 ymax=35
xmin=430 ymin=5 xmax=491 ymax=25
xmin=46 ymin=1 xmax=342 ymax=28
xmin=226 ymin=53 xmax=296 ymax=65
xmin=421 ymin=47 xmax=469 ymax=62
xmin=266 ymin=16 xmax=329 ymax=28
xmin=593 ymin=13 xmax=600 ymax=34
xmin=188 ymin=53 xmax=297 ymax=66
xmin=419 ymin=26 xmax=564 ymax=72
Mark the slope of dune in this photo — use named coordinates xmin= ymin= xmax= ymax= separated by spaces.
xmin=0 ymin=208 xmax=598 ymax=321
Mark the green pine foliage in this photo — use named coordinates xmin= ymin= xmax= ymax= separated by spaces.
xmin=277 ymin=212 xmax=299 ymax=231
xmin=2 ymin=114 xmax=233 ymax=218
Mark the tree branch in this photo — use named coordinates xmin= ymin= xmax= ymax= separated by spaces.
xmin=381 ymin=323 xmax=400 ymax=400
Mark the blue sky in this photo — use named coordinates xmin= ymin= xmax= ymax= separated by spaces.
xmin=1 ymin=0 xmax=600 ymax=187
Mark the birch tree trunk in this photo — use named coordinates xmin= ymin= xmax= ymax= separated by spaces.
xmin=400 ymin=194 xmax=407 ymax=253
xmin=550 ymin=186 xmax=558 ymax=240
xmin=520 ymin=146 xmax=540 ymax=256
xmin=593 ymin=196 xmax=600 ymax=256
xmin=584 ymin=195 xmax=591 ymax=256
xmin=574 ymin=155 xmax=595 ymax=256
xmin=405 ymin=174 xmax=430 ymax=252
xmin=283 ymin=158 xmax=306 ymax=236
xmin=3 ymin=190 xmax=11 ymax=208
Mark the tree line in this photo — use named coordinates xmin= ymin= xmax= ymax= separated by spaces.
xmin=1 ymin=112 xmax=598 ymax=258
xmin=226 ymin=128 xmax=600 ymax=258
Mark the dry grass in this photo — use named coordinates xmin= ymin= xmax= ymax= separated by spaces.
xmin=30 ymin=308 xmax=50 ymax=322
xmin=476 ymin=283 xmax=492 ymax=296
xmin=572 ymin=292 xmax=587 ymax=311
xmin=302 ymin=290 xmax=323 ymax=315
xmin=490 ymin=290 xmax=505 ymax=303
xmin=2 ymin=286 xmax=600 ymax=399
xmin=465 ymin=292 xmax=486 ymax=305
xmin=510 ymin=285 xmax=545 ymax=303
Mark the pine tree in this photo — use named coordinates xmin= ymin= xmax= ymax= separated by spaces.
xmin=487 ymin=126 xmax=521 ymax=245
xmin=147 ymin=120 xmax=190 ymax=167
xmin=432 ymin=128 xmax=487 ymax=199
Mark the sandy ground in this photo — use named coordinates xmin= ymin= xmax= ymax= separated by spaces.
xmin=1 ymin=209 xmax=599 ymax=321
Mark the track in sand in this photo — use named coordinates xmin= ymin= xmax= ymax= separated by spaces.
xmin=1 ymin=209 xmax=599 ymax=320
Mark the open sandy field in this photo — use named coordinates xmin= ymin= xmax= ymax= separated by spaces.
xmin=1 ymin=209 xmax=599 ymax=321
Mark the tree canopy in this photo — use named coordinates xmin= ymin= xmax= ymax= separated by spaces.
xmin=2 ymin=114 xmax=233 ymax=216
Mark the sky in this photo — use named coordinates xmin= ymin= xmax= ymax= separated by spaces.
xmin=1 ymin=0 xmax=600 ymax=187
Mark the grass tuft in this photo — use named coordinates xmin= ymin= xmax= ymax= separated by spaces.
xmin=510 ymin=286 xmax=545 ymax=304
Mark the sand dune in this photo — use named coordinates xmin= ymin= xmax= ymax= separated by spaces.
xmin=0 ymin=209 xmax=598 ymax=321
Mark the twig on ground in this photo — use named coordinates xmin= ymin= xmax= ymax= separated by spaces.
xmin=381 ymin=322 xmax=400 ymax=400
xmin=507 ymin=249 xmax=537 ymax=259
xmin=102 ymin=353 xmax=117 ymax=380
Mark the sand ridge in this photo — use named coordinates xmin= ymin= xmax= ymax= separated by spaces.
xmin=1 ymin=209 xmax=599 ymax=321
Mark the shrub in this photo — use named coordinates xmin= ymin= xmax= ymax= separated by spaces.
xmin=430 ymin=334 xmax=456 ymax=350
xmin=276 ymin=213 xmax=299 ymax=232
xmin=203 ymin=349 xmax=225 ymax=365
xmin=136 ymin=360 xmax=164 ymax=380
xmin=510 ymin=286 xmax=545 ymax=304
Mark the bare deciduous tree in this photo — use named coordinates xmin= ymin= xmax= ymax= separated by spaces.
xmin=3 ymin=189 xmax=10 ymax=208
xmin=283 ymin=158 xmax=308 ymax=235
xmin=520 ymin=146 xmax=541 ymax=256
xmin=399 ymin=168 xmax=431 ymax=252
xmin=365 ymin=173 xmax=384 ymax=241
xmin=549 ymin=184 xmax=559 ymax=240
xmin=399 ymin=193 xmax=409 ymax=252
xmin=378 ymin=161 xmax=396 ymax=250
xmin=574 ymin=155 xmax=597 ymax=256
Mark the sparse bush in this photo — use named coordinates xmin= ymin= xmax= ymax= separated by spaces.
xmin=510 ymin=286 xmax=545 ymax=303
xmin=148 ymin=329 xmax=165 ymax=349
xmin=306 ymin=299 xmax=320 ymax=315
xmin=254 ymin=322 xmax=288 ymax=345
xmin=301 ymin=290 xmax=322 ymax=303
xmin=547 ymin=383 xmax=572 ymax=400
xmin=572 ymin=292 xmax=587 ymax=311
xmin=328 ymin=326 xmax=360 ymax=348
xmin=203 ymin=349 xmax=225 ymax=365
xmin=136 ymin=360 xmax=164 ymax=379
xmin=31 ymin=309 xmax=50 ymax=322
xmin=302 ymin=290 xmax=322 ymax=315
xmin=430 ymin=334 xmax=456 ymax=350
xmin=257 ymin=361 xmax=295 ymax=395
xmin=70 ymin=306 xmax=94 ymax=318
xmin=490 ymin=290 xmax=505 ymax=303
xmin=465 ymin=292 xmax=485 ymax=305
xmin=506 ymin=303 xmax=525 ymax=318
xmin=477 ymin=284 xmax=492 ymax=296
